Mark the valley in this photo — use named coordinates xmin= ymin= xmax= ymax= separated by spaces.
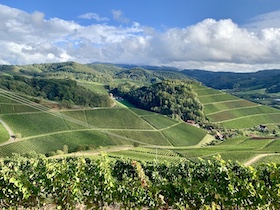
xmin=0 ymin=62 xmax=280 ymax=165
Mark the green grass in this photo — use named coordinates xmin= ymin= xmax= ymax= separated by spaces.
xmin=2 ymin=82 xmax=278 ymax=166
xmin=0 ymin=122 xmax=9 ymax=143
xmin=0 ymin=96 xmax=19 ymax=103
xmin=174 ymin=147 xmax=223 ymax=159
xmin=252 ymin=155 xmax=280 ymax=166
xmin=203 ymin=100 xmax=257 ymax=115
xmin=129 ymin=147 xmax=181 ymax=157
xmin=173 ymin=145 xmax=262 ymax=164
xmin=217 ymin=151 xmax=259 ymax=163
xmin=141 ymin=115 xmax=178 ymax=129
xmin=191 ymin=84 xmax=206 ymax=90
xmin=261 ymin=140 xmax=280 ymax=152
xmin=62 ymin=108 xmax=154 ymax=129
xmin=207 ymin=106 xmax=279 ymax=122
xmin=0 ymin=130 xmax=131 ymax=157
xmin=109 ymin=130 xmax=171 ymax=146
xmin=198 ymin=93 xmax=240 ymax=104
xmin=0 ymin=104 xmax=45 ymax=114
xmin=222 ymin=113 xmax=280 ymax=129
xmin=1 ymin=113 xmax=71 ymax=137
xmin=162 ymin=123 xmax=206 ymax=146
xmin=194 ymin=88 xmax=223 ymax=96
xmin=218 ymin=137 xmax=247 ymax=146
xmin=84 ymin=108 xmax=153 ymax=129
xmin=116 ymin=99 xmax=136 ymax=108
xmin=108 ymin=150 xmax=184 ymax=163
xmin=130 ymin=108 xmax=156 ymax=116
xmin=77 ymin=81 xmax=108 ymax=95
xmin=232 ymin=139 xmax=274 ymax=150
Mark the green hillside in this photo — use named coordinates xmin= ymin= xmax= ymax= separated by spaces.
xmin=2 ymin=62 xmax=280 ymax=165
xmin=192 ymin=84 xmax=280 ymax=131
xmin=0 ymin=92 xmax=207 ymax=157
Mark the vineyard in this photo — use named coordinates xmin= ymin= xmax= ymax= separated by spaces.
xmin=2 ymin=71 xmax=280 ymax=165
xmin=1 ymin=154 xmax=280 ymax=209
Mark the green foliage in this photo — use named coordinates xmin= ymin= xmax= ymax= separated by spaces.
xmin=84 ymin=108 xmax=154 ymax=129
xmin=114 ymin=67 xmax=191 ymax=84
xmin=204 ymin=100 xmax=256 ymax=115
xmin=162 ymin=123 xmax=206 ymax=146
xmin=109 ymin=81 xmax=139 ymax=97
xmin=126 ymin=80 xmax=205 ymax=122
xmin=207 ymin=105 xmax=280 ymax=122
xmin=1 ymin=155 xmax=280 ymax=209
xmin=0 ymin=75 xmax=113 ymax=108
xmin=222 ymin=113 xmax=280 ymax=129
xmin=0 ymin=122 xmax=9 ymax=143
xmin=1 ymin=113 xmax=71 ymax=137
xmin=141 ymin=114 xmax=178 ymax=129
xmin=198 ymin=93 xmax=239 ymax=104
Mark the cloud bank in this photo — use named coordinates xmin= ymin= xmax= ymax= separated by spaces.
xmin=1 ymin=4 xmax=280 ymax=72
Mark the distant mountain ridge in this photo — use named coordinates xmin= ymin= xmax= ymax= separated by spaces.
xmin=181 ymin=69 xmax=280 ymax=90
xmin=1 ymin=61 xmax=280 ymax=92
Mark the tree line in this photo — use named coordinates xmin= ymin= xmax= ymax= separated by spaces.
xmin=0 ymin=75 xmax=113 ymax=108
xmin=111 ymin=80 xmax=205 ymax=122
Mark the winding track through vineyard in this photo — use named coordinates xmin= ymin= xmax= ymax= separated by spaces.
xmin=244 ymin=153 xmax=280 ymax=166
xmin=0 ymin=119 xmax=14 ymax=142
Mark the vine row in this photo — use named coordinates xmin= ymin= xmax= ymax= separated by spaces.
xmin=0 ymin=153 xmax=280 ymax=209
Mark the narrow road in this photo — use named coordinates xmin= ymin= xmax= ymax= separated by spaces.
xmin=244 ymin=153 xmax=280 ymax=166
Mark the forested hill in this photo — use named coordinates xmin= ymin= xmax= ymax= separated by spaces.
xmin=182 ymin=69 xmax=280 ymax=91
xmin=124 ymin=80 xmax=205 ymax=122
xmin=0 ymin=62 xmax=191 ymax=84
xmin=0 ymin=75 xmax=113 ymax=108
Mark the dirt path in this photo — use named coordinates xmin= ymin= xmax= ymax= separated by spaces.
xmin=244 ymin=154 xmax=279 ymax=166
xmin=0 ymin=119 xmax=14 ymax=143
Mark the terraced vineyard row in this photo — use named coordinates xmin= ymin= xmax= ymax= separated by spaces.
xmin=207 ymin=105 xmax=279 ymax=122
xmin=0 ymin=90 xmax=207 ymax=157
xmin=193 ymin=84 xmax=280 ymax=130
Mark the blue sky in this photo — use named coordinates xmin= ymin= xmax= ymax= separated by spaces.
xmin=1 ymin=0 xmax=280 ymax=71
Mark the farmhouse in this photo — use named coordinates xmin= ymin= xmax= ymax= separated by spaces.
xmin=186 ymin=120 xmax=200 ymax=128
xmin=215 ymin=131 xmax=224 ymax=140
xmin=258 ymin=124 xmax=268 ymax=132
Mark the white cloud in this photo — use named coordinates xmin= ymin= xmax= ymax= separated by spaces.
xmin=2 ymin=4 xmax=280 ymax=72
xmin=78 ymin=13 xmax=109 ymax=22
xmin=244 ymin=10 xmax=280 ymax=32
xmin=111 ymin=10 xmax=130 ymax=24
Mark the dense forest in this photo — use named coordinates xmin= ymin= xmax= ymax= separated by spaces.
xmin=0 ymin=75 xmax=113 ymax=108
xmin=115 ymin=80 xmax=205 ymax=122
xmin=182 ymin=69 xmax=280 ymax=91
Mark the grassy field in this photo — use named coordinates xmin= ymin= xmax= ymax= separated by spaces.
xmin=0 ymin=123 xmax=9 ymax=143
xmin=252 ymin=155 xmax=280 ymax=165
xmin=77 ymin=81 xmax=109 ymax=95
xmin=194 ymin=88 xmax=223 ymax=96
